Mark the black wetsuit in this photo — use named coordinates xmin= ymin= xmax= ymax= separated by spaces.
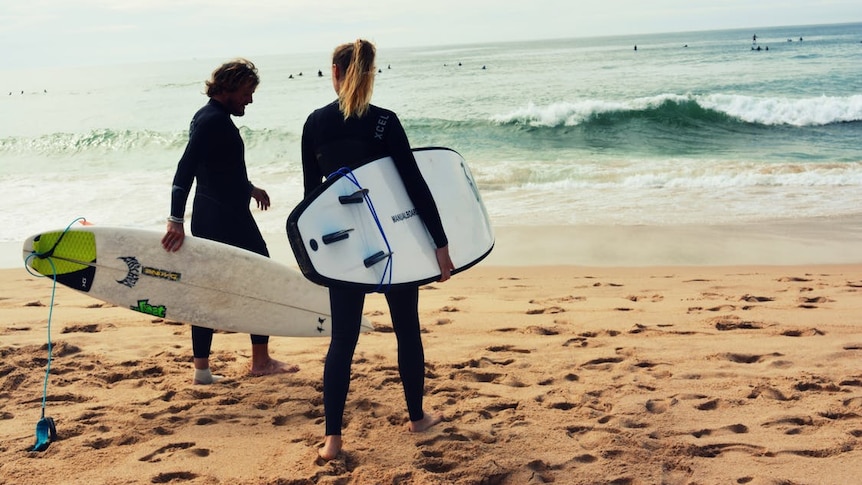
xmin=170 ymin=99 xmax=269 ymax=356
xmin=301 ymin=101 xmax=448 ymax=435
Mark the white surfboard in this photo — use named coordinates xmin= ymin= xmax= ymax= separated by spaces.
xmin=22 ymin=225 xmax=372 ymax=337
xmin=287 ymin=147 xmax=494 ymax=291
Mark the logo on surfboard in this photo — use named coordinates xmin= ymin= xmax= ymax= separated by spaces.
xmin=117 ymin=256 xmax=182 ymax=288
xmin=117 ymin=256 xmax=142 ymax=288
xmin=142 ymin=266 xmax=181 ymax=282
xmin=391 ymin=207 xmax=418 ymax=223
xmin=130 ymin=299 xmax=167 ymax=318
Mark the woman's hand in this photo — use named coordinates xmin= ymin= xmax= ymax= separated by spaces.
xmin=435 ymin=246 xmax=455 ymax=282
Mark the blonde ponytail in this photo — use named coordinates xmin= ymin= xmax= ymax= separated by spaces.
xmin=333 ymin=39 xmax=376 ymax=119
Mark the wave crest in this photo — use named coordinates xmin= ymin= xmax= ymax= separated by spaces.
xmin=0 ymin=129 xmax=187 ymax=156
xmin=493 ymin=93 xmax=862 ymax=128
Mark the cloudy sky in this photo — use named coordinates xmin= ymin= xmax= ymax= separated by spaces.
xmin=1 ymin=0 xmax=859 ymax=68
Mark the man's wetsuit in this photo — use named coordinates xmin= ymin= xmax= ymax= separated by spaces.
xmin=301 ymin=101 xmax=448 ymax=435
xmin=170 ymin=98 xmax=269 ymax=355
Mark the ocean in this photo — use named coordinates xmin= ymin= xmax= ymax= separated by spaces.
xmin=2 ymin=22 xmax=861 ymax=268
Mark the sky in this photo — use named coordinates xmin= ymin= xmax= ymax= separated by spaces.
xmin=1 ymin=0 xmax=860 ymax=69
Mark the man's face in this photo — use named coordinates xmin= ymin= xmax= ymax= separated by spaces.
xmin=223 ymin=83 xmax=256 ymax=116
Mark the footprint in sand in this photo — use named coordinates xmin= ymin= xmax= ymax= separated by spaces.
xmin=691 ymin=423 xmax=748 ymax=438
xmin=797 ymin=296 xmax=832 ymax=309
xmin=739 ymin=294 xmax=774 ymax=302
xmin=645 ymin=398 xmax=674 ymax=414
xmin=781 ymin=328 xmax=824 ymax=337
xmin=414 ymin=426 xmax=500 ymax=476
xmin=450 ymin=369 xmax=503 ymax=383
xmin=151 ymin=472 xmax=198 ymax=483
xmin=777 ymin=276 xmax=812 ymax=282
xmin=525 ymin=325 xmax=560 ymax=335
xmin=581 ymin=356 xmax=624 ymax=369
xmin=689 ymin=442 xmax=767 ymax=458
xmin=710 ymin=315 xmax=763 ymax=331
xmin=62 ymin=323 xmax=101 ymax=333
xmin=486 ymin=344 xmax=531 ymax=354
xmin=139 ymin=441 xmax=196 ymax=462
xmin=526 ymin=306 xmax=565 ymax=315
xmin=746 ymin=385 xmax=792 ymax=401
xmin=695 ymin=398 xmax=723 ymax=411
xmin=627 ymin=294 xmax=664 ymax=302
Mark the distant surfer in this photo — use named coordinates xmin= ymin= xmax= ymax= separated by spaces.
xmin=162 ymin=58 xmax=298 ymax=384
xmin=300 ymin=39 xmax=451 ymax=461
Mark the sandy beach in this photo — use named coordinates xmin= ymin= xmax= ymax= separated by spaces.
xmin=3 ymin=224 xmax=862 ymax=484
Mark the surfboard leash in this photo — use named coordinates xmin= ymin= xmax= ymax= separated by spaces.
xmin=330 ymin=168 xmax=393 ymax=292
xmin=22 ymin=217 xmax=87 ymax=451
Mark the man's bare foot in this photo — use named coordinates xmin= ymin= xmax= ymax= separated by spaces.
xmin=249 ymin=358 xmax=299 ymax=377
xmin=193 ymin=368 xmax=224 ymax=385
xmin=408 ymin=412 xmax=443 ymax=432
xmin=318 ymin=435 xmax=342 ymax=461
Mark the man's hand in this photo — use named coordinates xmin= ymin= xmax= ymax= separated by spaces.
xmin=162 ymin=221 xmax=185 ymax=252
xmin=251 ymin=186 xmax=271 ymax=210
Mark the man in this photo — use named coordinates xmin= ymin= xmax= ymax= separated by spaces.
xmin=162 ymin=58 xmax=296 ymax=384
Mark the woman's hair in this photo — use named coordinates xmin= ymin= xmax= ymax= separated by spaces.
xmin=206 ymin=58 xmax=260 ymax=97
xmin=332 ymin=39 xmax=376 ymax=119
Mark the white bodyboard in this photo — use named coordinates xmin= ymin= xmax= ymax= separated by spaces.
xmin=287 ymin=147 xmax=494 ymax=291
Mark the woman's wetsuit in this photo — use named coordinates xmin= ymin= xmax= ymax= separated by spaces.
xmin=170 ymin=99 xmax=269 ymax=356
xmin=301 ymin=101 xmax=448 ymax=434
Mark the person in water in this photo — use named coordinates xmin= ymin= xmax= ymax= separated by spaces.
xmin=300 ymin=39 xmax=453 ymax=461
xmin=162 ymin=58 xmax=297 ymax=384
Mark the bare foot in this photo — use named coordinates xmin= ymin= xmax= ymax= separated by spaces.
xmin=408 ymin=412 xmax=443 ymax=432
xmin=193 ymin=368 xmax=224 ymax=385
xmin=249 ymin=358 xmax=299 ymax=377
xmin=318 ymin=435 xmax=342 ymax=461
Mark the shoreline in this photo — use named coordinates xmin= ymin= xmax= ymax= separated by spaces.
xmin=8 ymin=216 xmax=862 ymax=270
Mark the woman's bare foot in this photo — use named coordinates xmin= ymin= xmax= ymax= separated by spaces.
xmin=318 ymin=435 xmax=342 ymax=461
xmin=249 ymin=358 xmax=299 ymax=377
xmin=408 ymin=412 xmax=442 ymax=432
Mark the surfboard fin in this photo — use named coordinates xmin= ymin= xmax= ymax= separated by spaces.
xmin=363 ymin=251 xmax=391 ymax=268
xmin=338 ymin=189 xmax=369 ymax=204
xmin=322 ymin=229 xmax=354 ymax=244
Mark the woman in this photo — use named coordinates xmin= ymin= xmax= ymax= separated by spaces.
xmin=300 ymin=39 xmax=454 ymax=461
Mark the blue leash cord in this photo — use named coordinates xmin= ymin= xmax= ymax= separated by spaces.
xmin=329 ymin=168 xmax=393 ymax=292
xmin=23 ymin=217 xmax=86 ymax=449
xmin=24 ymin=254 xmax=57 ymax=423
